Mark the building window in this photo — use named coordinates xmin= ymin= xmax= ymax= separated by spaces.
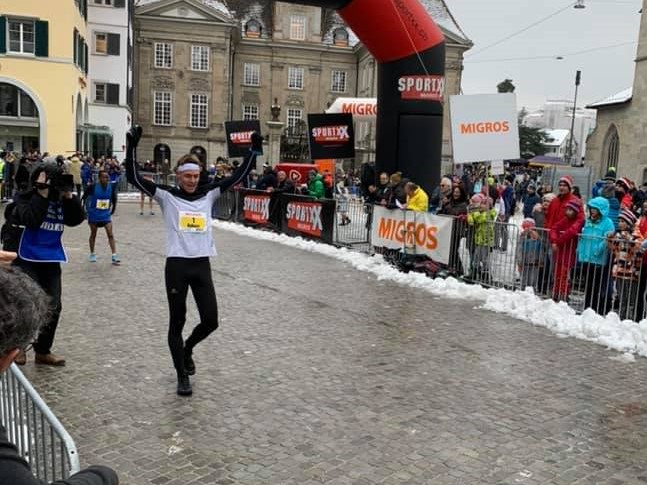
xmin=0 ymin=83 xmax=38 ymax=118
xmin=94 ymin=32 xmax=120 ymax=55
xmin=73 ymin=29 xmax=88 ymax=72
xmin=605 ymin=125 xmax=620 ymax=173
xmin=154 ymin=42 xmax=173 ymax=69
xmin=290 ymin=15 xmax=306 ymax=41
xmin=190 ymin=94 xmax=208 ymax=129
xmin=287 ymin=108 xmax=303 ymax=130
xmin=242 ymin=104 xmax=259 ymax=120
xmin=191 ymin=45 xmax=209 ymax=71
xmin=95 ymin=83 xmax=106 ymax=103
xmin=8 ymin=20 xmax=35 ymax=54
xmin=331 ymin=71 xmax=347 ymax=93
xmin=94 ymin=82 xmax=119 ymax=105
xmin=288 ymin=67 xmax=304 ymax=90
xmin=245 ymin=19 xmax=262 ymax=38
xmin=243 ymin=63 xmax=260 ymax=86
xmin=333 ymin=28 xmax=349 ymax=47
xmin=95 ymin=32 xmax=107 ymax=54
xmin=154 ymin=91 xmax=172 ymax=126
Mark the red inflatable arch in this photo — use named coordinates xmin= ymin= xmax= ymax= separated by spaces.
xmin=289 ymin=0 xmax=446 ymax=196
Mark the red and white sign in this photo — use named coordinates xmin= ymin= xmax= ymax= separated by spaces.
xmin=311 ymin=125 xmax=350 ymax=144
xmin=286 ymin=201 xmax=323 ymax=237
xmin=326 ymin=98 xmax=377 ymax=118
xmin=229 ymin=131 xmax=254 ymax=145
xmin=449 ymin=93 xmax=520 ymax=164
xmin=398 ymin=75 xmax=445 ymax=101
xmin=370 ymin=206 xmax=453 ymax=264
xmin=243 ymin=194 xmax=270 ymax=223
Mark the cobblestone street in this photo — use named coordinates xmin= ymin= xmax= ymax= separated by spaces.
xmin=18 ymin=204 xmax=647 ymax=485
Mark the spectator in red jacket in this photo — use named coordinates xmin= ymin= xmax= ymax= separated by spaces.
xmin=616 ymin=177 xmax=634 ymax=210
xmin=549 ymin=199 xmax=585 ymax=302
xmin=545 ymin=175 xmax=584 ymax=230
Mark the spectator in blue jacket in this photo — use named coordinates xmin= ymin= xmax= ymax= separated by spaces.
xmin=522 ymin=181 xmax=541 ymax=219
xmin=577 ymin=196 xmax=616 ymax=314
xmin=600 ymin=182 xmax=620 ymax=230
xmin=592 ymin=168 xmax=616 ymax=198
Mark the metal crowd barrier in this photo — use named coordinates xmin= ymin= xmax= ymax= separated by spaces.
xmin=0 ymin=363 xmax=80 ymax=480
xmin=333 ymin=197 xmax=371 ymax=249
xmin=212 ymin=191 xmax=647 ymax=322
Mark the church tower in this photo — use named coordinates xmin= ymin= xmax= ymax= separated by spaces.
xmin=632 ymin=0 xmax=647 ymax=106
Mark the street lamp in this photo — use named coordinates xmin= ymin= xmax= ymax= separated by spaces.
xmin=270 ymin=98 xmax=281 ymax=122
xmin=567 ymin=70 xmax=581 ymax=166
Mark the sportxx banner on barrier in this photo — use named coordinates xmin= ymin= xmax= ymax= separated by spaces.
xmin=370 ymin=206 xmax=453 ymax=264
xmin=281 ymin=194 xmax=336 ymax=244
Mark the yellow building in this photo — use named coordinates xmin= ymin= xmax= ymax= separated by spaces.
xmin=0 ymin=0 xmax=89 ymax=155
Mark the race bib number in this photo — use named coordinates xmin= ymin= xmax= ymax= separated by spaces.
xmin=96 ymin=199 xmax=110 ymax=210
xmin=179 ymin=212 xmax=207 ymax=233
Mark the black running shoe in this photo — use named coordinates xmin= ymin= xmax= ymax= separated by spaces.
xmin=184 ymin=350 xmax=195 ymax=376
xmin=177 ymin=373 xmax=193 ymax=396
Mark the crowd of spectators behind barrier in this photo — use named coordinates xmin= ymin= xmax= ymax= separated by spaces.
xmin=358 ymin=162 xmax=647 ymax=322
xmin=8 ymin=149 xmax=647 ymax=320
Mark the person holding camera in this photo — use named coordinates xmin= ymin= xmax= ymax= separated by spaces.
xmin=126 ymin=126 xmax=261 ymax=396
xmin=5 ymin=163 xmax=85 ymax=366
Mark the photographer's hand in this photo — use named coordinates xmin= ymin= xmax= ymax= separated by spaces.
xmin=0 ymin=250 xmax=16 ymax=265
xmin=35 ymin=172 xmax=49 ymax=199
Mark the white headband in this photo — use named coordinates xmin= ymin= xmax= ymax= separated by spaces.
xmin=177 ymin=163 xmax=200 ymax=173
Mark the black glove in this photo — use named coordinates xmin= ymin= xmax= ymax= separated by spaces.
xmin=126 ymin=125 xmax=143 ymax=160
xmin=250 ymin=132 xmax=264 ymax=153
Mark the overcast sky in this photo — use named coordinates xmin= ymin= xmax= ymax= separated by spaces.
xmin=447 ymin=0 xmax=643 ymax=111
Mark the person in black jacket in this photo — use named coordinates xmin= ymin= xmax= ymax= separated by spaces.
xmin=7 ymin=163 xmax=85 ymax=366
xmin=270 ymin=171 xmax=295 ymax=194
xmin=0 ymin=263 xmax=119 ymax=485
xmin=256 ymin=164 xmax=278 ymax=191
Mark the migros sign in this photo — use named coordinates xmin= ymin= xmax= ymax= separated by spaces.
xmin=377 ymin=216 xmax=438 ymax=250
xmin=459 ymin=121 xmax=511 ymax=135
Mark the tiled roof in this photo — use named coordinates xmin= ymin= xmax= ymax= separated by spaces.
xmin=587 ymin=88 xmax=633 ymax=109
xmin=135 ymin=0 xmax=230 ymax=16
xmin=419 ymin=0 xmax=470 ymax=43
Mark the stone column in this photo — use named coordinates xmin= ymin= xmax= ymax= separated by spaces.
xmin=265 ymin=121 xmax=285 ymax=167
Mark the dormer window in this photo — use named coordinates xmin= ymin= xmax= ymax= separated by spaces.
xmin=333 ymin=28 xmax=349 ymax=47
xmin=245 ymin=19 xmax=262 ymax=39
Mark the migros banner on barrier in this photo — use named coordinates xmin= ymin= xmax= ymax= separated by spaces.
xmin=449 ymin=93 xmax=520 ymax=164
xmin=371 ymin=206 xmax=453 ymax=264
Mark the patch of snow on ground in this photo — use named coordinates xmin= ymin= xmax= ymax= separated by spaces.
xmin=214 ymin=220 xmax=647 ymax=361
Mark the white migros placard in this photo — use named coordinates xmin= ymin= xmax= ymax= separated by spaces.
xmin=370 ymin=206 xmax=453 ymax=264
xmin=449 ymin=93 xmax=520 ymax=164
xmin=491 ymin=160 xmax=505 ymax=175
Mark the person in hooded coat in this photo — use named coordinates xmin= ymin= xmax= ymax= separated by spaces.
xmin=576 ymin=196 xmax=616 ymax=315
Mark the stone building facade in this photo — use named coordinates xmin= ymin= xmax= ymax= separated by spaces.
xmin=134 ymin=0 xmax=472 ymax=166
xmin=586 ymin=0 xmax=647 ymax=183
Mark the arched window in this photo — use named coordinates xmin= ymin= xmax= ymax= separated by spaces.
xmin=154 ymin=144 xmax=171 ymax=165
xmin=190 ymin=145 xmax=207 ymax=165
xmin=604 ymin=125 xmax=620 ymax=174
xmin=333 ymin=28 xmax=349 ymax=47
xmin=0 ymin=82 xmax=38 ymax=118
xmin=245 ymin=19 xmax=262 ymax=38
